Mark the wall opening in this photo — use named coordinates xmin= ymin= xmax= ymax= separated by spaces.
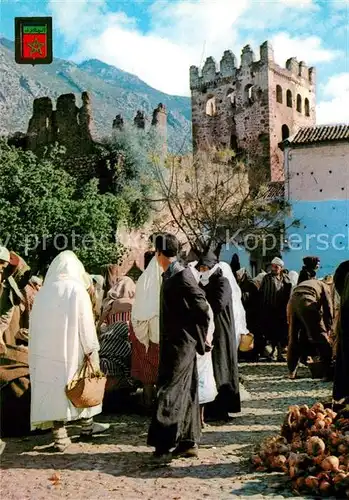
xmin=205 ymin=96 xmax=216 ymax=116
xmin=282 ymin=124 xmax=290 ymax=141
xmin=244 ymin=84 xmax=254 ymax=104
xmin=230 ymin=134 xmax=238 ymax=152
xmin=286 ymin=89 xmax=292 ymax=108
xmin=276 ymin=85 xmax=283 ymax=104
xmin=296 ymin=94 xmax=302 ymax=113
xmin=305 ymin=98 xmax=310 ymax=117
xmin=226 ymin=88 xmax=236 ymax=106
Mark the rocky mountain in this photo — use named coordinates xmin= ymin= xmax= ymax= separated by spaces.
xmin=0 ymin=37 xmax=192 ymax=152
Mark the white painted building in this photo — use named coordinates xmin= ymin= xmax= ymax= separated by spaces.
xmin=220 ymin=124 xmax=349 ymax=276
xmin=281 ymin=124 xmax=349 ymax=275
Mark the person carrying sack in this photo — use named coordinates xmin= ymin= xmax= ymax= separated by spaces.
xmin=29 ymin=251 xmax=109 ymax=452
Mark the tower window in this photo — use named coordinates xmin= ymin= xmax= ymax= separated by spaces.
xmin=276 ymin=85 xmax=282 ymax=104
xmin=286 ymin=90 xmax=292 ymax=108
xmin=245 ymin=84 xmax=254 ymax=104
xmin=305 ymin=98 xmax=310 ymax=117
xmin=296 ymin=94 xmax=302 ymax=113
xmin=205 ymin=96 xmax=216 ymax=116
xmin=282 ymin=124 xmax=290 ymax=141
xmin=226 ymin=88 xmax=236 ymax=106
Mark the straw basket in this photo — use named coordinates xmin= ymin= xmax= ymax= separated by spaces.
xmin=239 ymin=332 xmax=254 ymax=352
xmin=66 ymin=355 xmax=106 ymax=408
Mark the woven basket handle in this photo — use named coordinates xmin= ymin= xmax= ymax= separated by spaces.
xmin=80 ymin=354 xmax=97 ymax=378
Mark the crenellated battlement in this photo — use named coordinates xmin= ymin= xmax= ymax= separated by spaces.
xmin=190 ymin=40 xmax=315 ymax=89
xmin=190 ymin=39 xmax=316 ymax=183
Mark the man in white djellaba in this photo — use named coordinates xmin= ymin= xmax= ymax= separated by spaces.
xmin=29 ymin=250 xmax=109 ymax=451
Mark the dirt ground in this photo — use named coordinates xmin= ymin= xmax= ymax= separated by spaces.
xmin=0 ymin=362 xmax=332 ymax=500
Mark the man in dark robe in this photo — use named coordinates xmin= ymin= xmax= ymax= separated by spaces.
xmin=298 ymin=256 xmax=320 ymax=284
xmin=333 ymin=261 xmax=349 ymax=403
xmin=287 ymin=279 xmax=333 ymax=379
xmin=197 ymin=251 xmax=241 ymax=421
xmin=236 ymin=267 xmax=260 ymax=359
xmin=147 ymin=234 xmax=209 ymax=459
xmin=259 ymin=257 xmax=292 ymax=361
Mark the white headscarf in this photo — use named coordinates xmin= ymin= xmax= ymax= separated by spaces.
xmin=131 ymin=256 xmax=162 ymax=350
xmin=219 ymin=261 xmax=249 ymax=347
xmin=44 ymin=250 xmax=87 ymax=286
xmin=191 ymin=260 xmax=248 ymax=347
xmin=187 ymin=262 xmax=215 ymax=345
xmin=189 ymin=260 xmax=220 ymax=287
xmin=271 ymin=257 xmax=284 ymax=268
xmin=30 ymin=276 xmax=43 ymax=287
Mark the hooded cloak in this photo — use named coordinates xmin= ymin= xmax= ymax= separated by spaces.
xmin=198 ymin=253 xmax=241 ymax=417
xmin=29 ymin=250 xmax=101 ymax=429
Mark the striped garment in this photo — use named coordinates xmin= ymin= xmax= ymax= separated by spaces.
xmin=99 ymin=322 xmax=131 ymax=380
xmin=129 ymin=322 xmax=159 ymax=385
xmin=105 ymin=311 xmax=131 ymax=325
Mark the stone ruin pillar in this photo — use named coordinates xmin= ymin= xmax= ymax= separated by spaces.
xmin=55 ymin=93 xmax=80 ymax=153
xmin=112 ymin=114 xmax=124 ymax=130
xmin=134 ymin=110 xmax=145 ymax=129
xmin=151 ymin=103 xmax=167 ymax=156
xmin=78 ymin=91 xmax=93 ymax=144
xmin=27 ymin=97 xmax=53 ymax=151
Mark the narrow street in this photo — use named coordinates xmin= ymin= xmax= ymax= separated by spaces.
xmin=1 ymin=363 xmax=332 ymax=499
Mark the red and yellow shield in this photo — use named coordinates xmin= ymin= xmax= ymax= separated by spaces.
xmin=15 ymin=17 xmax=52 ymax=65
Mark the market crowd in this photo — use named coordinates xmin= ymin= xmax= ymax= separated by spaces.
xmin=0 ymin=236 xmax=348 ymax=459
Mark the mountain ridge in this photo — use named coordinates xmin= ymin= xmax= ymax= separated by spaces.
xmin=0 ymin=37 xmax=192 ymax=152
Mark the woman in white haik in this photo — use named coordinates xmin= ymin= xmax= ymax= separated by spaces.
xmin=218 ymin=262 xmax=252 ymax=402
xmin=188 ymin=263 xmax=217 ymax=426
xmin=29 ymin=251 xmax=109 ymax=452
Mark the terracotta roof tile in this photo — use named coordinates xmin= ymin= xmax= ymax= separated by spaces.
xmin=288 ymin=124 xmax=349 ymax=145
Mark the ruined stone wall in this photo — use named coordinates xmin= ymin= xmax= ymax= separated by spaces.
xmin=27 ymin=96 xmax=54 ymax=150
xmin=190 ymin=40 xmax=316 ymax=182
xmin=152 ymin=103 xmax=168 ymax=156
xmin=27 ymin=92 xmax=94 ymax=155
xmin=113 ymin=103 xmax=168 ymax=157
xmin=27 ymin=93 xmax=168 ymax=158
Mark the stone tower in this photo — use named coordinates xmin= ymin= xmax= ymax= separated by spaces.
xmin=152 ymin=103 xmax=168 ymax=156
xmin=190 ymin=40 xmax=316 ymax=181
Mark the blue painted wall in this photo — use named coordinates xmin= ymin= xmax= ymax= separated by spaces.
xmin=219 ymin=199 xmax=349 ymax=276
xmin=220 ymin=245 xmax=251 ymax=268
xmin=283 ymin=199 xmax=349 ymax=276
